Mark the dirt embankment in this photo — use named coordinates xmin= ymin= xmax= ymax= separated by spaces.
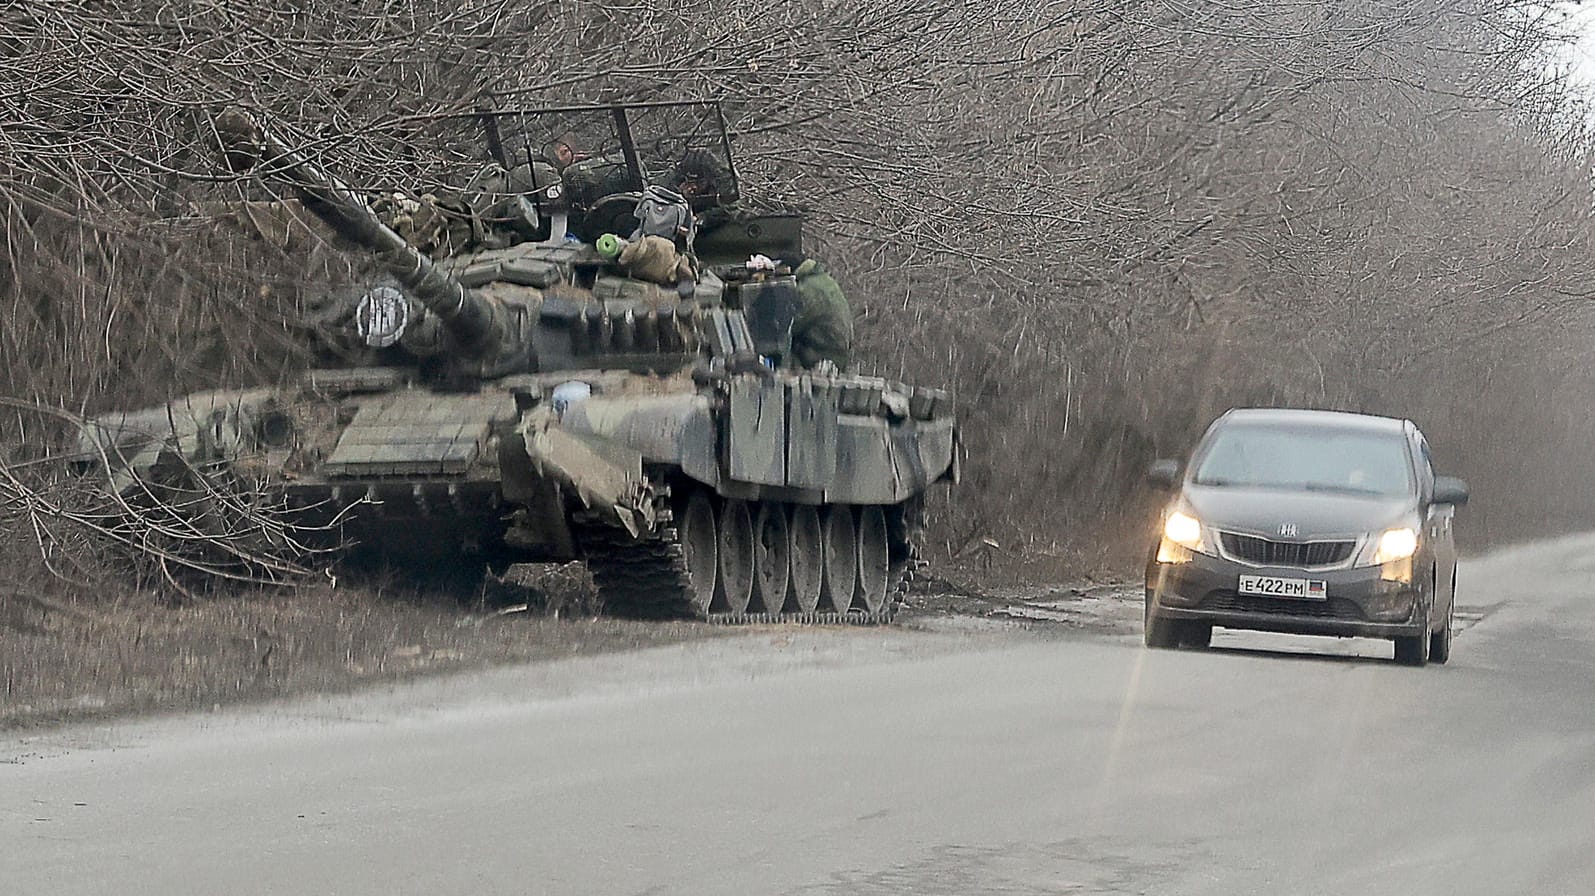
xmin=1 ymin=564 xmax=1142 ymax=732
xmin=0 ymin=567 xmax=708 ymax=731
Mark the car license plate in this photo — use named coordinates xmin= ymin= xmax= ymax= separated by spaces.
xmin=1238 ymin=575 xmax=1327 ymax=600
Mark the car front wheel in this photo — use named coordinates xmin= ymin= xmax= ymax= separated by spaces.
xmin=1429 ymin=581 xmax=1455 ymax=665
xmin=1144 ymin=593 xmax=1180 ymax=649
xmin=1393 ymin=595 xmax=1432 ymax=667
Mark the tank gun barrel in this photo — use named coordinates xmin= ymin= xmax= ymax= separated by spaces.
xmin=213 ymin=108 xmax=500 ymax=351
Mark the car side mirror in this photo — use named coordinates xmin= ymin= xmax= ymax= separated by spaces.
xmin=1146 ymin=459 xmax=1181 ymax=491
xmin=1433 ymin=475 xmax=1469 ymax=507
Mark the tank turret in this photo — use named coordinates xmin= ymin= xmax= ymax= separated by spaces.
xmin=213 ymin=108 xmax=534 ymax=378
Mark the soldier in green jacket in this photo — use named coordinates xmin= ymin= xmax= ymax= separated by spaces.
xmin=664 ymin=149 xmax=852 ymax=370
xmin=788 ymin=253 xmax=853 ymax=371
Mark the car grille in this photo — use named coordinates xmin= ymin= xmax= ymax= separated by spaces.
xmin=1219 ymin=532 xmax=1354 ymax=567
xmin=1199 ymin=591 xmax=1366 ymax=621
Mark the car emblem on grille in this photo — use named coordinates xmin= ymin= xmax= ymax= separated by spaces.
xmin=1278 ymin=523 xmax=1299 ymax=538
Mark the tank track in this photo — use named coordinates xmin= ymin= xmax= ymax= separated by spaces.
xmin=578 ymin=500 xmax=922 ymax=625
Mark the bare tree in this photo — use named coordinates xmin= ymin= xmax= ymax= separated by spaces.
xmin=2 ymin=0 xmax=1593 ymax=585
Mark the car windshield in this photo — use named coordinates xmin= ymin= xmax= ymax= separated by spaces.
xmin=1191 ymin=424 xmax=1414 ymax=497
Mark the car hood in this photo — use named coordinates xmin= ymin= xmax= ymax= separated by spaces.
xmin=1181 ymin=484 xmax=1416 ymax=540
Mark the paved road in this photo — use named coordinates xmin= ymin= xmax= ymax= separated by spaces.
xmin=6 ymin=536 xmax=1595 ymax=895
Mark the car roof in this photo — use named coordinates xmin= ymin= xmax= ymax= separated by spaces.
xmin=1215 ymin=407 xmax=1412 ymax=435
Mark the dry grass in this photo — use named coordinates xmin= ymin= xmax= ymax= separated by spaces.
xmin=0 ymin=547 xmax=1106 ymax=732
xmin=0 ymin=566 xmax=726 ymax=731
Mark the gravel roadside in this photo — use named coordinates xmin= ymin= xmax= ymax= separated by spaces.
xmin=0 ymin=567 xmax=1142 ymax=731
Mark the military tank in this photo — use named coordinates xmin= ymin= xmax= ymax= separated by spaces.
xmin=71 ymin=102 xmax=958 ymax=622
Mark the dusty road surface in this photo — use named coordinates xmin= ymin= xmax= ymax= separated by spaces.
xmin=6 ymin=535 xmax=1595 ymax=894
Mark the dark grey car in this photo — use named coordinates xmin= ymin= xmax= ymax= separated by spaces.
xmin=1144 ymin=409 xmax=1469 ymax=666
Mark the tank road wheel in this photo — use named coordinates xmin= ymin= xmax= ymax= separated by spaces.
xmin=677 ymin=490 xmax=719 ymax=616
xmin=716 ymin=499 xmax=755 ymax=615
xmin=751 ymin=502 xmax=791 ymax=616
xmin=820 ymin=506 xmax=858 ymax=615
xmin=856 ymin=505 xmax=892 ymax=616
xmin=786 ymin=504 xmax=824 ymax=614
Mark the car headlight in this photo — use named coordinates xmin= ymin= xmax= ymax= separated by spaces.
xmin=1157 ymin=511 xmax=1206 ymax=564
xmin=1163 ymin=511 xmax=1203 ymax=549
xmin=1372 ymin=527 xmax=1418 ymax=563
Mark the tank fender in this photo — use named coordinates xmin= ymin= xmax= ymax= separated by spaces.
xmin=510 ymin=406 xmax=657 ymax=536
xmin=827 ymin=415 xmax=957 ymax=505
xmin=916 ymin=417 xmax=958 ymax=487
xmin=940 ymin=424 xmax=963 ymax=485
xmin=497 ymin=425 xmax=577 ymax=556
xmin=558 ymin=394 xmax=719 ymax=488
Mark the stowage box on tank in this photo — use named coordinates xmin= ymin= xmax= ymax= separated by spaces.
xmin=74 ymin=102 xmax=958 ymax=622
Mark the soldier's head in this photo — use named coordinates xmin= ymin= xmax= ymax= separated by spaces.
xmin=542 ymin=132 xmax=586 ymax=171
xmin=672 ymin=149 xmax=728 ymax=201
